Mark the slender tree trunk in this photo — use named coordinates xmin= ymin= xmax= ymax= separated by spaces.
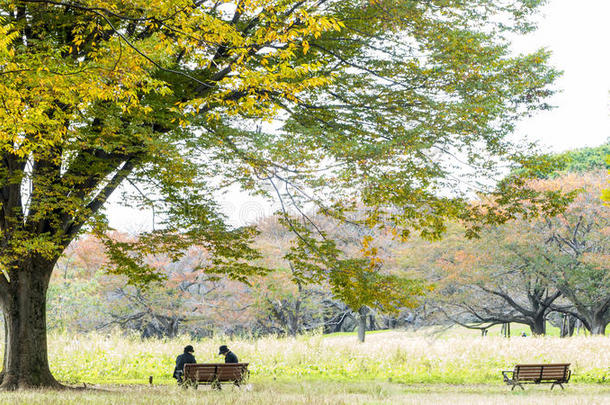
xmin=560 ymin=314 xmax=568 ymax=338
xmin=0 ymin=260 xmax=61 ymax=390
xmin=357 ymin=307 xmax=368 ymax=343
xmin=289 ymin=267 xmax=302 ymax=337
xmin=368 ymin=313 xmax=376 ymax=331
xmin=335 ymin=313 xmax=349 ymax=332
xmin=289 ymin=303 xmax=300 ymax=337
xmin=501 ymin=323 xmax=511 ymax=338
xmin=567 ymin=316 xmax=576 ymax=337
xmin=290 ymin=287 xmax=302 ymax=337
xmin=560 ymin=314 xmax=576 ymax=338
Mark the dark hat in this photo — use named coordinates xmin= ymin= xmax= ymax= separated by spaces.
xmin=218 ymin=345 xmax=229 ymax=355
xmin=184 ymin=345 xmax=194 ymax=353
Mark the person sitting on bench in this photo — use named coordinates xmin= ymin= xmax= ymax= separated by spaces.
xmin=218 ymin=345 xmax=238 ymax=363
xmin=173 ymin=345 xmax=196 ymax=383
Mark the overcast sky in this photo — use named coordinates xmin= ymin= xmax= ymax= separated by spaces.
xmin=512 ymin=0 xmax=610 ymax=151
xmin=107 ymin=0 xmax=610 ymax=231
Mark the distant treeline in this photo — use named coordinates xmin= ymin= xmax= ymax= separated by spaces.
xmin=46 ymin=144 xmax=609 ymax=338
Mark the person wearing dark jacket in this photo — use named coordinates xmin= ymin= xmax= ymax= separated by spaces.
xmin=173 ymin=345 xmax=196 ymax=383
xmin=218 ymin=345 xmax=238 ymax=363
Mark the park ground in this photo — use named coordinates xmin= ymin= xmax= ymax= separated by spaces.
xmin=0 ymin=382 xmax=609 ymax=405
xmin=0 ymin=325 xmax=608 ymax=404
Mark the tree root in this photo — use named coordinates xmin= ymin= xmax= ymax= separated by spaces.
xmin=0 ymin=372 xmax=66 ymax=391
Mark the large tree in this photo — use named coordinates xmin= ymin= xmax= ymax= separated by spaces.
xmin=0 ymin=0 xmax=561 ymax=388
xmin=430 ymin=222 xmax=562 ymax=336
xmin=537 ymin=173 xmax=610 ymax=334
xmin=427 ymin=171 xmax=608 ymax=335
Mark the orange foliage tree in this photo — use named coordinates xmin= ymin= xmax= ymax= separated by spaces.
xmin=428 ymin=172 xmax=609 ymax=335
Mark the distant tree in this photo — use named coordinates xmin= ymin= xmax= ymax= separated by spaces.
xmin=49 ymin=236 xmax=252 ymax=337
xmin=430 ymin=172 xmax=609 ymax=335
xmin=250 ymin=266 xmax=326 ymax=336
xmin=0 ymin=0 xmax=561 ymax=388
xmin=242 ymin=217 xmax=325 ymax=336
xmin=603 ymin=156 xmax=610 ymax=204
xmin=329 ymin=259 xmax=426 ymax=343
xmin=535 ymin=173 xmax=610 ymax=335
xmin=284 ymin=214 xmax=428 ymax=342
xmin=46 ymin=277 xmax=107 ymax=332
xmin=555 ymin=142 xmax=610 ymax=174
xmin=431 ymin=223 xmax=561 ymax=335
xmin=511 ymin=142 xmax=609 ymax=180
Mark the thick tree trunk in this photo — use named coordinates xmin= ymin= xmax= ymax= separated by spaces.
xmin=590 ymin=323 xmax=606 ymax=335
xmin=589 ymin=314 xmax=608 ymax=335
xmin=0 ymin=261 xmax=61 ymax=390
xmin=529 ymin=314 xmax=546 ymax=336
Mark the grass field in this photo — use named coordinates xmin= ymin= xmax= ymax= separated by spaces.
xmin=45 ymin=327 xmax=610 ymax=386
xmin=0 ymin=327 xmax=608 ymax=403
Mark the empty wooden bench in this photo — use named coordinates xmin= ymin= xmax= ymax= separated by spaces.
xmin=502 ymin=363 xmax=571 ymax=390
xmin=183 ymin=363 xmax=249 ymax=389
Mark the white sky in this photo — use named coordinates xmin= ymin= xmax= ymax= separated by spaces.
xmin=512 ymin=0 xmax=610 ymax=151
xmin=107 ymin=0 xmax=610 ymax=231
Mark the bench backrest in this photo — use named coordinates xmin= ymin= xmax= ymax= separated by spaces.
xmin=183 ymin=363 xmax=249 ymax=383
xmin=514 ymin=364 xmax=570 ymax=382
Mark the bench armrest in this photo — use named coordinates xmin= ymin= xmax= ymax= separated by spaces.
xmin=501 ymin=370 xmax=514 ymax=383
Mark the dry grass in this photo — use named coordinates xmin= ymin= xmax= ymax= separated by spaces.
xmin=46 ymin=329 xmax=610 ymax=385
xmin=0 ymin=330 xmax=608 ymax=403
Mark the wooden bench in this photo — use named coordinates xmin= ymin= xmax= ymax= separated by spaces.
xmin=182 ymin=363 xmax=249 ymax=389
xmin=502 ymin=363 xmax=571 ymax=390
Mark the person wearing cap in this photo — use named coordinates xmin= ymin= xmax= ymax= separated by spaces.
xmin=173 ymin=345 xmax=196 ymax=383
xmin=218 ymin=345 xmax=238 ymax=363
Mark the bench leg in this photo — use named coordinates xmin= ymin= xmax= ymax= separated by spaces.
xmin=212 ymin=381 xmax=222 ymax=390
xmin=551 ymin=382 xmax=564 ymax=391
xmin=511 ymin=383 xmax=524 ymax=391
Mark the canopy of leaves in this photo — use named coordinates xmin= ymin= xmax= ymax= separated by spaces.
xmin=551 ymin=141 xmax=610 ymax=175
xmin=423 ymin=172 xmax=609 ymax=333
xmin=603 ymin=155 xmax=610 ymax=204
xmin=0 ymin=0 xmax=561 ymax=292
